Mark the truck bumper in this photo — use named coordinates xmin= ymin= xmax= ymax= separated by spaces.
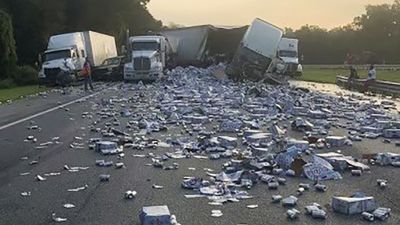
xmin=124 ymin=70 xmax=161 ymax=81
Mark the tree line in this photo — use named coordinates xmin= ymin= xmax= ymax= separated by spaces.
xmin=0 ymin=0 xmax=161 ymax=85
xmin=286 ymin=0 xmax=400 ymax=65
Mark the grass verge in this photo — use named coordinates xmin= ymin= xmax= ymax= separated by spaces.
xmin=300 ymin=68 xmax=400 ymax=84
xmin=0 ymin=85 xmax=48 ymax=102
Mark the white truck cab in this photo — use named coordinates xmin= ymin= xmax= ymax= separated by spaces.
xmin=275 ymin=38 xmax=302 ymax=76
xmin=39 ymin=33 xmax=87 ymax=85
xmin=39 ymin=31 xmax=117 ymax=86
xmin=124 ymin=36 xmax=168 ymax=81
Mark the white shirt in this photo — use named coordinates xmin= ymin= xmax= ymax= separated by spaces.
xmin=368 ymin=68 xmax=376 ymax=80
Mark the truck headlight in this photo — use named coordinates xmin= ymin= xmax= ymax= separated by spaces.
xmin=297 ymin=64 xmax=303 ymax=72
xmin=38 ymin=70 xmax=46 ymax=78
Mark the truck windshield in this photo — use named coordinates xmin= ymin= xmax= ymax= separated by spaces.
xmin=44 ymin=50 xmax=71 ymax=61
xmin=132 ymin=42 xmax=159 ymax=51
xmin=278 ymin=50 xmax=297 ymax=58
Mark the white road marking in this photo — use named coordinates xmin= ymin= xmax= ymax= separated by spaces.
xmin=0 ymin=90 xmax=104 ymax=131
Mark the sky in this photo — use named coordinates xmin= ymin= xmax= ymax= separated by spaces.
xmin=148 ymin=0 xmax=395 ymax=29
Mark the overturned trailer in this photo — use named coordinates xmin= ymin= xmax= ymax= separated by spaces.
xmin=161 ymin=25 xmax=247 ymax=68
xmin=225 ymin=18 xmax=283 ymax=82
xmin=207 ymin=26 xmax=248 ymax=63
xmin=161 ymin=26 xmax=210 ymax=67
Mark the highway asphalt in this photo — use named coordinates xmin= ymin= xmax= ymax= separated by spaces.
xmin=0 ymin=82 xmax=399 ymax=225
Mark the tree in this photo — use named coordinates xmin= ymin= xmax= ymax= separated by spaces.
xmin=0 ymin=9 xmax=17 ymax=79
xmin=1 ymin=0 xmax=162 ymax=65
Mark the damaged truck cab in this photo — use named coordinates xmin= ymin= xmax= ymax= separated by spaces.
xmin=38 ymin=33 xmax=86 ymax=86
xmin=274 ymin=38 xmax=302 ymax=77
xmin=39 ymin=31 xmax=118 ymax=86
xmin=124 ymin=36 xmax=168 ymax=82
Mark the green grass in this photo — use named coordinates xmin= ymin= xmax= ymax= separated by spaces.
xmin=0 ymin=85 xmax=48 ymax=102
xmin=300 ymin=68 xmax=400 ymax=84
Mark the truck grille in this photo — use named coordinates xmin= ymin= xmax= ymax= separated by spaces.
xmin=44 ymin=68 xmax=61 ymax=83
xmin=133 ymin=57 xmax=151 ymax=71
xmin=286 ymin=63 xmax=297 ymax=72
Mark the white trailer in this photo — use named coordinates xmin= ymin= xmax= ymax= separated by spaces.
xmin=39 ymin=31 xmax=117 ymax=86
xmin=226 ymin=18 xmax=283 ymax=81
xmin=242 ymin=19 xmax=283 ymax=60
xmin=161 ymin=25 xmax=210 ymax=66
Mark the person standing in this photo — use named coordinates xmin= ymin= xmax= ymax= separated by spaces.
xmin=364 ymin=64 xmax=376 ymax=93
xmin=82 ymin=58 xmax=94 ymax=91
xmin=347 ymin=65 xmax=359 ymax=89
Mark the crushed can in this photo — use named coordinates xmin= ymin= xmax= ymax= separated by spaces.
xmin=315 ymin=184 xmax=327 ymax=192
xmin=99 ymin=174 xmax=110 ymax=182
xmin=362 ymin=212 xmax=375 ymax=222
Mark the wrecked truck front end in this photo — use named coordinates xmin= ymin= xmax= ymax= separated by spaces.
xmin=124 ymin=51 xmax=163 ymax=82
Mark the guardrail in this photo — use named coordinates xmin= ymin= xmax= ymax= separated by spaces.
xmin=336 ymin=75 xmax=400 ymax=95
xmin=305 ymin=65 xmax=400 ymax=71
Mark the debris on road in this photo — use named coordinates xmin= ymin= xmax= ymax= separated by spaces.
xmin=272 ymin=195 xmax=282 ymax=203
xmin=124 ymin=190 xmax=137 ymax=199
xmin=21 ymin=191 xmax=31 ymax=197
xmin=372 ymin=207 xmax=391 ymax=221
xmin=286 ymin=208 xmax=300 ymax=220
xmin=211 ymin=210 xmax=223 ymax=217
xmin=51 ymin=213 xmax=67 ymax=222
xmin=315 ymin=184 xmax=327 ymax=192
xmin=36 ymin=175 xmax=46 ymax=181
xmin=362 ymin=211 xmax=375 ymax=221
xmin=282 ymin=196 xmax=298 ymax=207
xmin=99 ymin=174 xmax=110 ymax=182
xmin=332 ymin=195 xmax=377 ymax=215
xmin=63 ymin=203 xmax=76 ymax=209
xmin=152 ymin=184 xmax=164 ymax=189
xmin=377 ymin=179 xmax=388 ymax=189
xmin=305 ymin=203 xmax=327 ymax=219
xmin=67 ymin=185 xmax=89 ymax=192
xmin=9 ymin=63 xmax=400 ymax=224
xmin=139 ymin=205 xmax=174 ymax=225
xmin=246 ymin=204 xmax=258 ymax=209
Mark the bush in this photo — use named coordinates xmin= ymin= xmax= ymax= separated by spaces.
xmin=0 ymin=78 xmax=15 ymax=89
xmin=11 ymin=65 xmax=38 ymax=86
xmin=0 ymin=9 xmax=17 ymax=80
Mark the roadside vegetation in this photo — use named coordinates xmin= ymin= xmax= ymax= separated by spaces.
xmin=0 ymin=85 xmax=48 ymax=102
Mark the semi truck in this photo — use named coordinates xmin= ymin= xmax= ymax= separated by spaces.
xmin=225 ymin=18 xmax=283 ymax=81
xmin=38 ymin=31 xmax=117 ymax=86
xmin=123 ymin=35 xmax=175 ymax=82
xmin=274 ymin=38 xmax=302 ymax=77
